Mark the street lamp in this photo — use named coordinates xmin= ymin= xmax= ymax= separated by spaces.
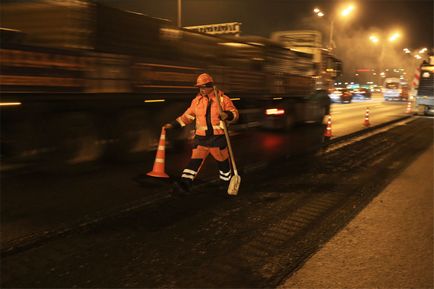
xmin=177 ymin=0 xmax=182 ymax=27
xmin=369 ymin=31 xmax=402 ymax=83
xmin=340 ymin=4 xmax=355 ymax=17
xmin=388 ymin=32 xmax=401 ymax=42
xmin=369 ymin=35 xmax=379 ymax=44
xmin=313 ymin=3 xmax=356 ymax=51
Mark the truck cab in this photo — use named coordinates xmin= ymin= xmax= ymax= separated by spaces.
xmin=415 ymin=56 xmax=434 ymax=115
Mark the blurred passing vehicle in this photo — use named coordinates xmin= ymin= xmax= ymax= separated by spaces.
xmin=383 ymin=78 xmax=409 ymax=102
xmin=329 ymin=88 xmax=353 ymax=103
xmin=0 ymin=1 xmax=341 ymax=170
xmin=372 ymin=86 xmax=382 ymax=93
xmin=351 ymin=87 xmax=371 ymax=100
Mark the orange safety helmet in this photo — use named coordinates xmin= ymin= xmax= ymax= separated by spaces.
xmin=195 ymin=73 xmax=214 ymax=87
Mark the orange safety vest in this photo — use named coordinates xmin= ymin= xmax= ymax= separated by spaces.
xmin=176 ymin=89 xmax=239 ymax=136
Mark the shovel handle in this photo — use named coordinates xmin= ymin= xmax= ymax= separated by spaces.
xmin=214 ymin=86 xmax=238 ymax=175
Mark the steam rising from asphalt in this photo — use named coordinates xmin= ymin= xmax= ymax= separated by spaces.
xmin=301 ymin=16 xmax=422 ymax=85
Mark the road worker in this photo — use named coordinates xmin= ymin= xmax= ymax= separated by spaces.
xmin=164 ymin=73 xmax=239 ymax=193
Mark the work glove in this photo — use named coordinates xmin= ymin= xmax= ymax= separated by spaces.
xmin=163 ymin=123 xmax=173 ymax=129
xmin=219 ymin=112 xmax=229 ymax=121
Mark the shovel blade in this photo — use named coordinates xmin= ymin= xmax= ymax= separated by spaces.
xmin=227 ymin=175 xmax=241 ymax=196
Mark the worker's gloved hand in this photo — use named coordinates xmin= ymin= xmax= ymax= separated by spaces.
xmin=163 ymin=123 xmax=173 ymax=129
xmin=219 ymin=112 xmax=229 ymax=121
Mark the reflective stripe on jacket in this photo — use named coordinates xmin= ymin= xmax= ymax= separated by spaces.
xmin=176 ymin=89 xmax=239 ymax=136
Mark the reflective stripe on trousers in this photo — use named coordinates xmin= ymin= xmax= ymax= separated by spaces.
xmin=181 ymin=145 xmax=231 ymax=183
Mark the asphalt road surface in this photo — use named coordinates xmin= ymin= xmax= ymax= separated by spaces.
xmin=2 ymin=115 xmax=431 ymax=288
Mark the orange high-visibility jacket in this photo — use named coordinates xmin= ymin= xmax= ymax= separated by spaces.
xmin=176 ymin=89 xmax=239 ymax=136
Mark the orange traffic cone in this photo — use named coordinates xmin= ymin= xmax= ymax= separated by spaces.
xmin=324 ymin=114 xmax=333 ymax=138
xmin=147 ymin=127 xmax=170 ymax=178
xmin=363 ymin=107 xmax=371 ymax=127
xmin=405 ymin=101 xmax=412 ymax=114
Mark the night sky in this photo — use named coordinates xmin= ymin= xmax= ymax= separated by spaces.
xmin=100 ymin=0 xmax=433 ymax=50
xmin=99 ymin=0 xmax=432 ymax=79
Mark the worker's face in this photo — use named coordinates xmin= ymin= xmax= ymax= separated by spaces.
xmin=198 ymin=83 xmax=213 ymax=96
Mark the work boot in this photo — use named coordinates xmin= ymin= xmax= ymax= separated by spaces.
xmin=172 ymin=178 xmax=191 ymax=195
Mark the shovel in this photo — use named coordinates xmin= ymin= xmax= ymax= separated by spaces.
xmin=214 ymin=86 xmax=241 ymax=195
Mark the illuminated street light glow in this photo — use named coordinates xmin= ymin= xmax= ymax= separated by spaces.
xmin=388 ymin=32 xmax=401 ymax=42
xmin=415 ymin=54 xmax=422 ymax=59
xmin=403 ymin=48 xmax=411 ymax=54
xmin=313 ymin=8 xmax=325 ymax=17
xmin=369 ymin=35 xmax=379 ymax=43
xmin=313 ymin=3 xmax=356 ymax=51
xmin=341 ymin=4 xmax=355 ymax=17
xmin=419 ymin=48 xmax=428 ymax=54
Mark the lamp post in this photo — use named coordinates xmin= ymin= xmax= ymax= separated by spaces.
xmin=177 ymin=0 xmax=182 ymax=27
xmin=313 ymin=3 xmax=355 ymax=51
xmin=369 ymin=31 xmax=401 ymax=84
xmin=329 ymin=18 xmax=334 ymax=51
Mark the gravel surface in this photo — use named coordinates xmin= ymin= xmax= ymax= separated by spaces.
xmin=280 ymin=144 xmax=433 ymax=288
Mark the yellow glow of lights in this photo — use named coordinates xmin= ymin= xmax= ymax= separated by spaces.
xmin=415 ymin=55 xmax=422 ymax=59
xmin=388 ymin=32 xmax=401 ymax=42
xmin=369 ymin=35 xmax=379 ymax=43
xmin=341 ymin=4 xmax=355 ymax=17
xmin=144 ymin=99 xmax=165 ymax=103
xmin=265 ymin=108 xmax=285 ymax=116
xmin=218 ymin=42 xmax=251 ymax=48
xmin=313 ymin=8 xmax=320 ymax=13
xmin=317 ymin=12 xmax=324 ymax=17
xmin=230 ymin=97 xmax=240 ymax=101
xmin=0 ymin=102 xmax=22 ymax=106
xmin=419 ymin=48 xmax=428 ymax=54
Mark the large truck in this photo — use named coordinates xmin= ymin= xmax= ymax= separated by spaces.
xmin=0 ymin=1 xmax=342 ymax=170
xmin=270 ymin=30 xmax=342 ymax=91
xmin=414 ymin=56 xmax=434 ymax=115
